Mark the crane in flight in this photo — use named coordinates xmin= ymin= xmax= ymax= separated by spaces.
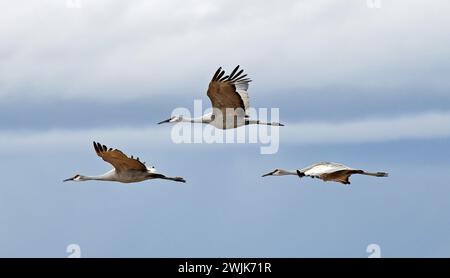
xmin=262 ymin=162 xmax=388 ymax=185
xmin=64 ymin=142 xmax=186 ymax=184
xmin=158 ymin=65 xmax=284 ymax=129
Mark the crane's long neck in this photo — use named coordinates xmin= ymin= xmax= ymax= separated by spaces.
xmin=78 ymin=174 xmax=113 ymax=181
xmin=182 ymin=114 xmax=212 ymax=124
xmin=279 ymin=169 xmax=299 ymax=176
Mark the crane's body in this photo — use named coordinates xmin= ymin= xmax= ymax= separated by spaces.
xmin=64 ymin=142 xmax=186 ymax=184
xmin=158 ymin=65 xmax=283 ymax=129
xmin=262 ymin=162 xmax=388 ymax=185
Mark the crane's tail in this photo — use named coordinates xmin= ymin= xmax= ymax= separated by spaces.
xmin=361 ymin=171 xmax=389 ymax=177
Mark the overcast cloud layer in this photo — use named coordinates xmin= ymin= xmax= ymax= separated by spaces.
xmin=1 ymin=0 xmax=450 ymax=101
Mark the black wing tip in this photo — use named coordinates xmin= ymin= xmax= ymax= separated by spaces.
xmin=92 ymin=141 xmax=111 ymax=153
xmin=212 ymin=67 xmax=223 ymax=81
xmin=232 ymin=69 xmax=244 ymax=80
xmin=213 ymin=65 xmax=251 ymax=83
xmin=297 ymin=170 xmax=305 ymax=178
xmin=228 ymin=65 xmax=240 ymax=80
xmin=93 ymin=141 xmax=99 ymax=152
xmin=219 ymin=75 xmax=229 ymax=81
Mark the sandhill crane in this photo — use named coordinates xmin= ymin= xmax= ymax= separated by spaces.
xmin=64 ymin=142 xmax=186 ymax=183
xmin=262 ymin=162 xmax=388 ymax=185
xmin=158 ymin=65 xmax=284 ymax=129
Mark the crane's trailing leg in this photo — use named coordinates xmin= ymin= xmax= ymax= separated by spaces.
xmin=246 ymin=119 xmax=285 ymax=126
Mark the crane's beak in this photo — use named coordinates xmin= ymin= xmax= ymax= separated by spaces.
xmin=262 ymin=170 xmax=275 ymax=177
xmin=158 ymin=118 xmax=172 ymax=124
xmin=63 ymin=175 xmax=79 ymax=182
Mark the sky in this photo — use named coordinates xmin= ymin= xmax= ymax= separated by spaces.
xmin=1 ymin=0 xmax=450 ymax=257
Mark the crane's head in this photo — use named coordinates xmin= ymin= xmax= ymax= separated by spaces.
xmin=158 ymin=115 xmax=183 ymax=125
xmin=262 ymin=169 xmax=302 ymax=177
xmin=262 ymin=169 xmax=283 ymax=177
xmin=63 ymin=174 xmax=84 ymax=182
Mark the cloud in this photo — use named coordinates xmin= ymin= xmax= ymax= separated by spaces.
xmin=1 ymin=111 xmax=449 ymax=153
xmin=0 ymin=125 xmax=170 ymax=154
xmin=1 ymin=0 xmax=450 ymax=101
xmin=282 ymin=111 xmax=450 ymax=144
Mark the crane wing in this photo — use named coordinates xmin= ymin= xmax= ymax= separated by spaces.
xmin=93 ymin=142 xmax=147 ymax=173
xmin=302 ymin=162 xmax=353 ymax=177
xmin=207 ymin=65 xmax=252 ymax=118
